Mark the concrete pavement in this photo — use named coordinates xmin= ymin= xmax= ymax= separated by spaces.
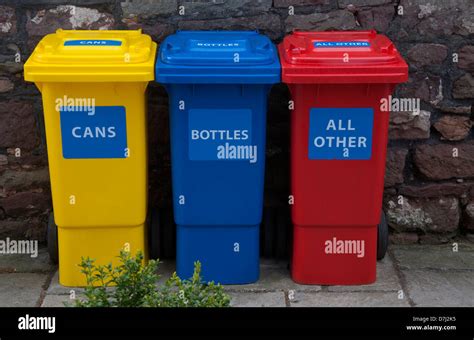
xmin=0 ymin=242 xmax=473 ymax=307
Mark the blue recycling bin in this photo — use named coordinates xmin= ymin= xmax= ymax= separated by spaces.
xmin=156 ymin=31 xmax=280 ymax=284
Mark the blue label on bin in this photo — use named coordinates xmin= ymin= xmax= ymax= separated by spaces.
xmin=314 ymin=41 xmax=370 ymax=48
xmin=308 ymin=108 xmax=373 ymax=160
xmin=188 ymin=109 xmax=256 ymax=162
xmin=191 ymin=40 xmax=243 ymax=49
xmin=64 ymin=40 xmax=122 ymax=46
xmin=60 ymin=106 xmax=127 ymax=159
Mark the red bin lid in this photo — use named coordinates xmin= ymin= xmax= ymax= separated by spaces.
xmin=278 ymin=30 xmax=408 ymax=84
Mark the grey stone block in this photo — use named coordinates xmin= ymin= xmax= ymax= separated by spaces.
xmin=41 ymin=293 xmax=83 ymax=307
xmin=285 ymin=10 xmax=357 ymax=32
xmin=177 ymin=0 xmax=272 ymax=20
xmin=155 ymin=260 xmax=321 ymax=292
xmin=0 ymin=273 xmax=48 ymax=307
xmin=0 ymin=247 xmax=55 ymax=273
xmin=290 ymin=291 xmax=410 ymax=307
xmin=230 ymin=292 xmax=286 ymax=307
xmin=392 ymin=244 xmax=474 ymax=271
xmin=121 ymin=0 xmax=177 ymax=18
xmin=225 ymin=263 xmax=322 ymax=293
xmin=338 ymin=0 xmax=393 ymax=8
xmin=178 ymin=14 xmax=283 ymax=40
xmin=403 ymin=269 xmax=474 ymax=307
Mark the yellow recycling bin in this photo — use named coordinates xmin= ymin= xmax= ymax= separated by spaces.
xmin=24 ymin=29 xmax=157 ymax=286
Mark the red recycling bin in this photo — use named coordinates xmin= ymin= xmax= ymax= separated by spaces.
xmin=279 ymin=30 xmax=408 ymax=285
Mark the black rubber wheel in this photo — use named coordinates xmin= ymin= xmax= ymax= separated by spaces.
xmin=47 ymin=212 xmax=59 ymax=265
xmin=377 ymin=210 xmax=389 ymax=261
xmin=148 ymin=208 xmax=160 ymax=260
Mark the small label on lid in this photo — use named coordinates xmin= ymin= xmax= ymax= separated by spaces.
xmin=64 ymin=40 xmax=122 ymax=46
xmin=196 ymin=42 xmax=239 ymax=47
xmin=314 ymin=41 xmax=370 ymax=48
xmin=190 ymin=40 xmax=242 ymax=49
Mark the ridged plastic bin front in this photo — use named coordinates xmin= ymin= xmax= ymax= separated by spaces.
xmin=24 ymin=30 xmax=157 ymax=286
xmin=279 ymin=31 xmax=408 ymax=285
xmin=156 ymin=31 xmax=280 ymax=284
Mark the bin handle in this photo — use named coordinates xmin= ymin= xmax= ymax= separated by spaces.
xmin=380 ymin=42 xmax=395 ymax=54
xmin=164 ymin=42 xmax=176 ymax=51
xmin=256 ymin=42 xmax=271 ymax=52
xmin=284 ymin=38 xmax=307 ymax=55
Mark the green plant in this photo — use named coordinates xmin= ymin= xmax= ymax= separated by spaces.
xmin=71 ymin=250 xmax=230 ymax=307
xmin=150 ymin=261 xmax=231 ymax=307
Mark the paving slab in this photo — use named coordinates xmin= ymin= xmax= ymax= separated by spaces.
xmin=392 ymin=244 xmax=474 ymax=271
xmin=155 ymin=260 xmax=322 ymax=292
xmin=403 ymin=269 xmax=474 ymax=307
xmin=327 ymin=256 xmax=401 ymax=292
xmin=289 ymin=291 xmax=410 ymax=307
xmin=230 ymin=292 xmax=286 ymax=307
xmin=225 ymin=265 xmax=321 ymax=292
xmin=0 ymin=273 xmax=49 ymax=307
xmin=0 ymin=247 xmax=56 ymax=273
xmin=42 ymin=291 xmax=286 ymax=307
xmin=41 ymin=250 xmax=474 ymax=308
xmin=41 ymin=294 xmax=84 ymax=307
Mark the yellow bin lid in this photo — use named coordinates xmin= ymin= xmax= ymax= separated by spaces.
xmin=24 ymin=29 xmax=157 ymax=82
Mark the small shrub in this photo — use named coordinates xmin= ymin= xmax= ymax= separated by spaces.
xmin=150 ymin=262 xmax=230 ymax=307
xmin=71 ymin=250 xmax=230 ymax=308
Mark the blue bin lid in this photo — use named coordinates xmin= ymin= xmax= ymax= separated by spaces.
xmin=155 ymin=31 xmax=280 ymax=84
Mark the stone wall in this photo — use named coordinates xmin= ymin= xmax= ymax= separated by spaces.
xmin=0 ymin=0 xmax=473 ymax=249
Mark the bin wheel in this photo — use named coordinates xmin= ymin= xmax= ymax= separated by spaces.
xmin=47 ymin=213 xmax=59 ymax=265
xmin=377 ymin=210 xmax=389 ymax=261
xmin=148 ymin=208 xmax=160 ymax=260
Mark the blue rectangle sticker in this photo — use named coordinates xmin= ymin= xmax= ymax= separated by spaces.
xmin=308 ymin=108 xmax=374 ymax=160
xmin=188 ymin=109 xmax=257 ymax=162
xmin=60 ymin=106 xmax=127 ymax=159
xmin=314 ymin=41 xmax=370 ymax=48
xmin=64 ymin=40 xmax=122 ymax=46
